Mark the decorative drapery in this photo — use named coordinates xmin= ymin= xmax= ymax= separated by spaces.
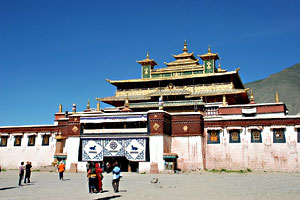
xmin=82 ymin=138 xmax=147 ymax=161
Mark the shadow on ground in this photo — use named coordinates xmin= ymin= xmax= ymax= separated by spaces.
xmin=94 ymin=195 xmax=121 ymax=200
xmin=0 ymin=186 xmax=18 ymax=191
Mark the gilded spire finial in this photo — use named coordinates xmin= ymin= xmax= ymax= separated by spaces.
xmin=208 ymin=45 xmax=211 ymax=53
xmin=183 ymin=40 xmax=188 ymax=52
xmin=97 ymin=101 xmax=100 ymax=111
xmin=275 ymin=91 xmax=279 ymax=103
xmin=59 ymin=104 xmax=63 ymax=113
xmin=87 ymin=99 xmax=90 ymax=110
xmin=250 ymin=90 xmax=255 ymax=104
xmin=146 ymin=52 xmax=149 ymax=59
xmin=218 ymin=62 xmax=221 ymax=69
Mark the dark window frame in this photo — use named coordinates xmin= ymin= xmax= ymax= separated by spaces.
xmin=251 ymin=129 xmax=262 ymax=143
xmin=0 ymin=136 xmax=8 ymax=147
xmin=297 ymin=128 xmax=300 ymax=143
xmin=273 ymin=128 xmax=286 ymax=143
xmin=28 ymin=135 xmax=36 ymax=146
xmin=42 ymin=135 xmax=50 ymax=146
xmin=229 ymin=130 xmax=241 ymax=143
xmin=14 ymin=135 xmax=22 ymax=146
xmin=207 ymin=130 xmax=220 ymax=144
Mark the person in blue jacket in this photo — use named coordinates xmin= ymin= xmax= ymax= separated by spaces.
xmin=112 ymin=161 xmax=122 ymax=193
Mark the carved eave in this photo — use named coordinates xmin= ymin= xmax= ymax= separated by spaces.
xmin=172 ymin=52 xmax=197 ymax=60
xmin=136 ymin=58 xmax=158 ymax=66
xmin=198 ymin=52 xmax=220 ymax=60
xmin=164 ymin=59 xmax=200 ymax=67
xmin=186 ymin=88 xmax=249 ymax=98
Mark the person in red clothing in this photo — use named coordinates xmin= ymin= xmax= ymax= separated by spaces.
xmin=58 ymin=161 xmax=65 ymax=180
xmin=95 ymin=163 xmax=103 ymax=193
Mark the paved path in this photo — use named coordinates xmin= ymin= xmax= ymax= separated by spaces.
xmin=1 ymin=170 xmax=300 ymax=200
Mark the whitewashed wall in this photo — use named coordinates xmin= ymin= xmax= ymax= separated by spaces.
xmin=0 ymin=133 xmax=56 ymax=169
xmin=206 ymin=126 xmax=300 ymax=172
xmin=171 ymin=136 xmax=203 ymax=171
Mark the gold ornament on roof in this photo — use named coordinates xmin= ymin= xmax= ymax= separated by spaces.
xmin=59 ymin=104 xmax=63 ymax=113
xmin=183 ymin=40 xmax=188 ymax=52
xmin=208 ymin=45 xmax=211 ymax=53
xmin=275 ymin=91 xmax=279 ymax=103
xmin=87 ymin=99 xmax=90 ymax=110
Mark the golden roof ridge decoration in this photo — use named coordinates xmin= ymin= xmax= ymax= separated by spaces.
xmin=198 ymin=45 xmax=220 ymax=60
xmin=137 ymin=52 xmax=158 ymax=66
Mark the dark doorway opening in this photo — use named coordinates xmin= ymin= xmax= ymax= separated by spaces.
xmin=103 ymin=157 xmax=139 ymax=172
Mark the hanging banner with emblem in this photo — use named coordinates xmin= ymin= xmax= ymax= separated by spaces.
xmin=82 ymin=139 xmax=103 ymax=161
xmin=82 ymin=138 xmax=147 ymax=162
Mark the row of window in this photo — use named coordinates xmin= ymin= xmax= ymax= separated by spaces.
xmin=207 ymin=129 xmax=295 ymax=144
xmin=0 ymin=135 xmax=50 ymax=147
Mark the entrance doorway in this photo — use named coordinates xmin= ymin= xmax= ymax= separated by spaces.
xmin=103 ymin=157 xmax=139 ymax=172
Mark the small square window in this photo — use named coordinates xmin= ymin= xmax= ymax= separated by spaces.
xmin=0 ymin=136 xmax=8 ymax=147
xmin=251 ymin=130 xmax=262 ymax=143
xmin=207 ymin=130 xmax=220 ymax=144
xmin=28 ymin=135 xmax=36 ymax=146
xmin=229 ymin=130 xmax=240 ymax=143
xmin=42 ymin=135 xmax=50 ymax=146
xmin=14 ymin=136 xmax=22 ymax=146
xmin=273 ymin=129 xmax=286 ymax=143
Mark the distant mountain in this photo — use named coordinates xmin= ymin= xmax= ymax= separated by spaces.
xmin=245 ymin=63 xmax=300 ymax=115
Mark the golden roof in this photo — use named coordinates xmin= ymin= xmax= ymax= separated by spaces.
xmin=137 ymin=52 xmax=158 ymax=66
xmin=106 ymin=70 xmax=238 ymax=84
xmin=198 ymin=45 xmax=219 ymax=60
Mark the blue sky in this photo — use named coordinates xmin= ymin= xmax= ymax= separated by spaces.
xmin=0 ymin=0 xmax=300 ymax=126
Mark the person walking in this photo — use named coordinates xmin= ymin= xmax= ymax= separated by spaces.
xmin=24 ymin=161 xmax=32 ymax=183
xmin=112 ymin=162 xmax=121 ymax=193
xmin=87 ymin=162 xmax=97 ymax=193
xmin=18 ymin=162 xmax=25 ymax=186
xmin=95 ymin=163 xmax=103 ymax=193
xmin=58 ymin=160 xmax=65 ymax=180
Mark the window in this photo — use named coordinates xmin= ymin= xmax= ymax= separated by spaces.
xmin=229 ymin=130 xmax=240 ymax=143
xmin=0 ymin=136 xmax=8 ymax=147
xmin=28 ymin=135 xmax=36 ymax=146
xmin=14 ymin=136 xmax=22 ymax=146
xmin=42 ymin=135 xmax=50 ymax=146
xmin=251 ymin=130 xmax=262 ymax=143
xmin=273 ymin=129 xmax=286 ymax=143
xmin=207 ymin=130 xmax=220 ymax=144
xmin=298 ymin=128 xmax=300 ymax=143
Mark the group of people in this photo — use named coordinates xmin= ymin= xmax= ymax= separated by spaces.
xmin=87 ymin=161 xmax=122 ymax=194
xmin=18 ymin=161 xmax=32 ymax=186
xmin=87 ymin=162 xmax=104 ymax=193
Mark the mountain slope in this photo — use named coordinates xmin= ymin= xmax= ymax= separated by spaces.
xmin=245 ymin=63 xmax=300 ymax=115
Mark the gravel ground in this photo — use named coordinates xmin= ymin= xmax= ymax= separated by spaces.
xmin=1 ymin=170 xmax=300 ymax=200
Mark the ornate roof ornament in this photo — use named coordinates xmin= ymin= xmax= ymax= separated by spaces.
xmin=250 ymin=90 xmax=255 ymax=104
xmin=275 ymin=91 xmax=280 ymax=103
xmin=137 ymin=52 xmax=158 ymax=66
xmin=183 ymin=40 xmax=188 ymax=53
xmin=59 ymin=104 xmax=63 ymax=113
xmin=87 ymin=99 xmax=90 ymax=110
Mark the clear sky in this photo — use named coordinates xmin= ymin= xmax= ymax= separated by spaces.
xmin=0 ymin=0 xmax=300 ymax=126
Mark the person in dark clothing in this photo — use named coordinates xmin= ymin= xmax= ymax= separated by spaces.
xmin=87 ymin=162 xmax=97 ymax=193
xmin=24 ymin=161 xmax=32 ymax=183
xmin=18 ymin=162 xmax=25 ymax=186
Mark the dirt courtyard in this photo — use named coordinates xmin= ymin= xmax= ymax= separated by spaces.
xmin=1 ymin=170 xmax=300 ymax=200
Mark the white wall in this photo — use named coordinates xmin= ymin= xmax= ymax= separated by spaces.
xmin=206 ymin=126 xmax=300 ymax=172
xmin=171 ymin=136 xmax=203 ymax=171
xmin=0 ymin=133 xmax=56 ymax=169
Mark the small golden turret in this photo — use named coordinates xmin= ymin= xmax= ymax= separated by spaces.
xmin=223 ymin=95 xmax=227 ymax=106
xmin=275 ymin=91 xmax=280 ymax=103
xmin=250 ymin=90 xmax=255 ymax=104
xmin=182 ymin=40 xmax=188 ymax=53
xmin=97 ymin=101 xmax=100 ymax=111
xmin=59 ymin=104 xmax=63 ymax=113
xmin=87 ymin=100 xmax=90 ymax=110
